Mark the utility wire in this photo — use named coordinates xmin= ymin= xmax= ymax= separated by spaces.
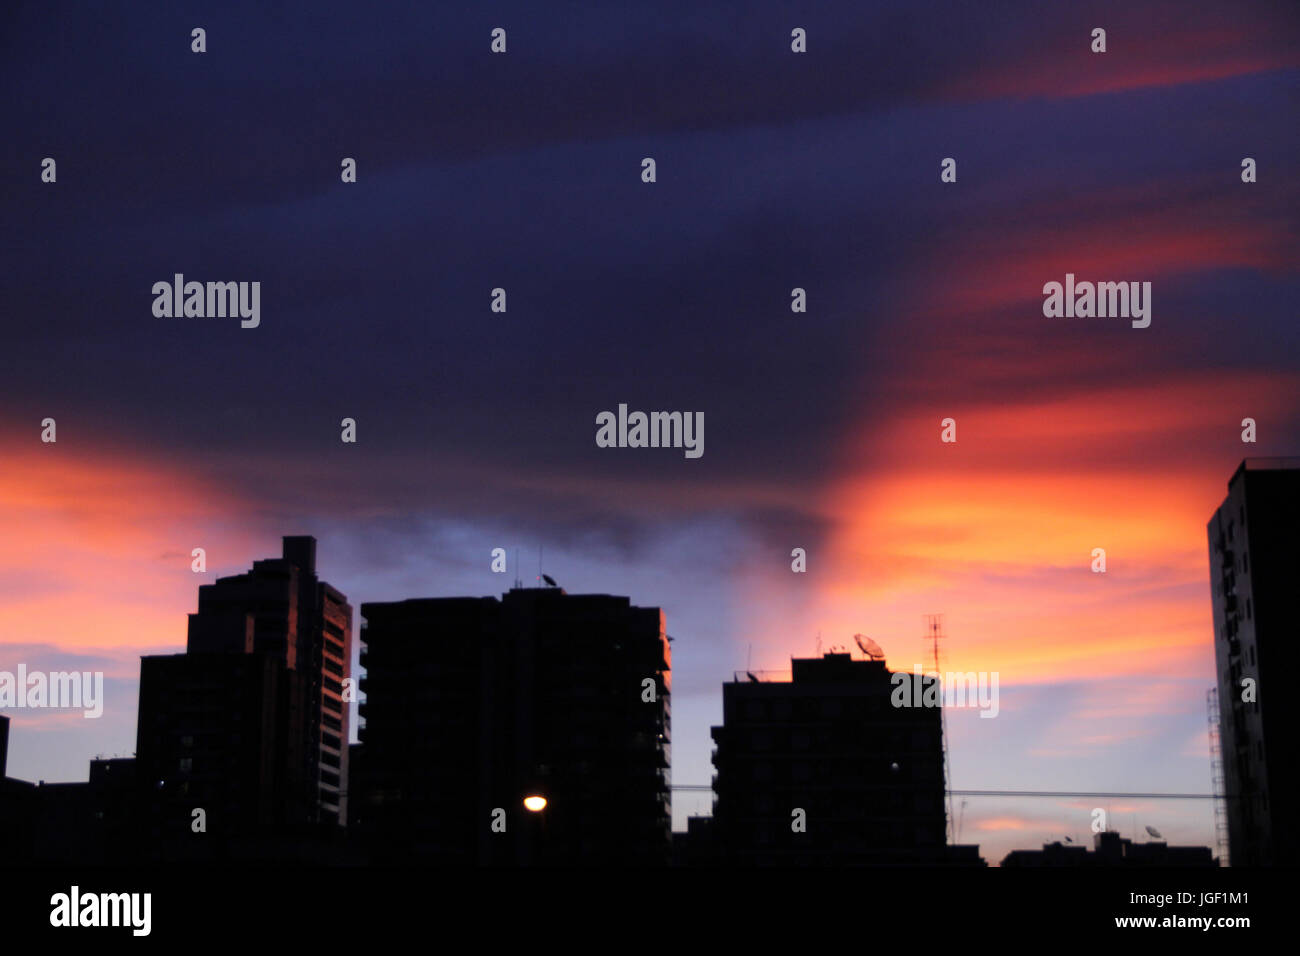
xmin=670 ymin=785 xmax=1220 ymax=798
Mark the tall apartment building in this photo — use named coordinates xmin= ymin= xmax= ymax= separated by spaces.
xmin=710 ymin=652 xmax=981 ymax=865
xmin=1208 ymin=458 xmax=1300 ymax=866
xmin=136 ymin=536 xmax=352 ymax=855
xmin=354 ymin=587 xmax=671 ymax=865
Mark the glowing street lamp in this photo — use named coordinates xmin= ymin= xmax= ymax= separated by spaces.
xmin=523 ymin=795 xmax=548 ymax=813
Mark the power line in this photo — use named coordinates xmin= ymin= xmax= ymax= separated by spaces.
xmin=670 ymin=785 xmax=1220 ymax=799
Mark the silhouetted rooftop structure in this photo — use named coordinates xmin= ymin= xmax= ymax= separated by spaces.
xmin=710 ymin=651 xmax=984 ymax=865
xmin=1001 ymin=830 xmax=1217 ymax=867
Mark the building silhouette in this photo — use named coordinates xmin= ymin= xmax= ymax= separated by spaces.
xmin=0 ymin=715 xmax=36 ymax=859
xmin=709 ymin=652 xmax=983 ymax=865
xmin=0 ymin=715 xmax=138 ymax=864
xmin=1207 ymin=458 xmax=1299 ymax=866
xmin=1001 ymin=831 xmax=1217 ymax=867
xmin=135 ymin=536 xmax=352 ymax=858
xmin=353 ymin=587 xmax=671 ymax=865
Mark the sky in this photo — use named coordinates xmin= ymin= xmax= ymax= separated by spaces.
xmin=2 ymin=0 xmax=1298 ymax=864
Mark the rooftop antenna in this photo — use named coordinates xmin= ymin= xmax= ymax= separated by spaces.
xmin=854 ymin=634 xmax=885 ymax=661
xmin=924 ymin=613 xmax=954 ymax=846
xmin=815 ymin=631 xmax=822 ymax=656
xmin=513 ymin=548 xmax=522 ymax=590
xmin=537 ymin=544 xmax=543 ymax=588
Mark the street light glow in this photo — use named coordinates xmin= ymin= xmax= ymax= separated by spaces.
xmin=523 ymin=795 xmax=548 ymax=812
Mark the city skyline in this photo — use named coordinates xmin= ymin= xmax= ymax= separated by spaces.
xmin=3 ymin=0 xmax=1298 ymax=871
xmin=2 ymin=457 xmax=1288 ymax=867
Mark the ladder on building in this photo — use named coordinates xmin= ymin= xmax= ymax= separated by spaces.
xmin=1206 ymin=687 xmax=1230 ymax=866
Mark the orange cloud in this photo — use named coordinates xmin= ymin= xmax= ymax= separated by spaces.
xmin=0 ymin=441 xmax=265 ymax=657
xmin=734 ymin=369 xmax=1297 ymax=688
xmin=976 ymin=817 xmax=1032 ymax=831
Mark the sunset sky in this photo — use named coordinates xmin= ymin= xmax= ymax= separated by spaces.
xmin=2 ymin=0 xmax=1298 ymax=864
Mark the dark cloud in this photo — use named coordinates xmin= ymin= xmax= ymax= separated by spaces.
xmin=2 ymin=0 xmax=1296 ymax=552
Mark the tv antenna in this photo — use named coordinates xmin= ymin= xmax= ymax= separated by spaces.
xmin=924 ymin=613 xmax=954 ymax=845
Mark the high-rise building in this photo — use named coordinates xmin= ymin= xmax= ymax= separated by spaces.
xmin=354 ymin=587 xmax=671 ymax=865
xmin=1207 ymin=458 xmax=1300 ymax=866
xmin=710 ymin=652 xmax=982 ymax=865
xmin=136 ymin=536 xmax=352 ymax=856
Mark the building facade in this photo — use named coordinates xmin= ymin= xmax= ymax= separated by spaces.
xmin=710 ymin=652 xmax=980 ymax=865
xmin=1208 ymin=458 xmax=1300 ymax=866
xmin=355 ymin=587 xmax=671 ymax=865
xmin=135 ymin=536 xmax=352 ymax=857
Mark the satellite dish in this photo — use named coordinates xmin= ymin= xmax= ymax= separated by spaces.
xmin=854 ymin=634 xmax=885 ymax=660
xmin=1063 ymin=836 xmax=1073 ymax=843
xmin=1145 ymin=826 xmax=1163 ymax=840
xmin=746 ymin=672 xmax=759 ymax=683
xmin=542 ymin=574 xmax=557 ymax=587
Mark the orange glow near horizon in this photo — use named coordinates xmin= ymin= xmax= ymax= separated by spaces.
xmin=735 ymin=372 xmax=1299 ymax=698
xmin=0 ymin=441 xmax=265 ymax=658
